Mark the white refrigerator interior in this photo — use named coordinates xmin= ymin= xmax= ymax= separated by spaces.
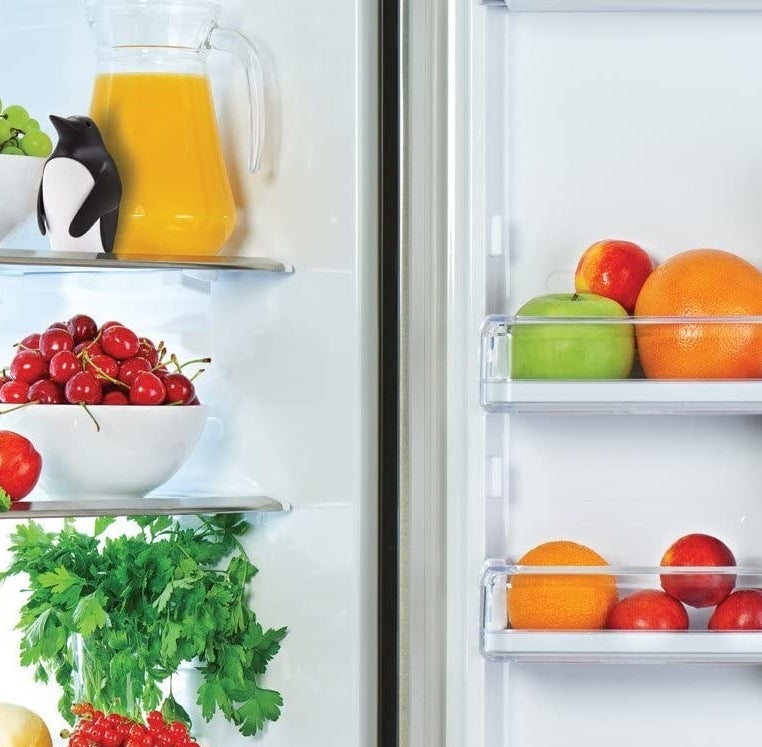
xmin=447 ymin=2 xmax=762 ymax=746
xmin=0 ymin=1 xmax=378 ymax=746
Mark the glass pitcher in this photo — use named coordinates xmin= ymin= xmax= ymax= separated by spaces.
xmin=85 ymin=0 xmax=264 ymax=258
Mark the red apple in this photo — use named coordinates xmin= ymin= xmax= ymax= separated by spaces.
xmin=606 ymin=589 xmax=689 ymax=631
xmin=575 ymin=239 xmax=654 ymax=314
xmin=708 ymin=589 xmax=762 ymax=630
xmin=660 ymin=533 xmax=736 ymax=608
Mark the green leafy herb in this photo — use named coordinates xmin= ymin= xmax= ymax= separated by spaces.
xmin=0 ymin=488 xmax=10 ymax=512
xmin=0 ymin=514 xmax=286 ymax=736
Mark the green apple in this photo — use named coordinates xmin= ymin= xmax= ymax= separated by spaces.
xmin=511 ymin=293 xmax=634 ymax=379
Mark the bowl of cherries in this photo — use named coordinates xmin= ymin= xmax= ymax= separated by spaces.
xmin=0 ymin=314 xmax=209 ymax=500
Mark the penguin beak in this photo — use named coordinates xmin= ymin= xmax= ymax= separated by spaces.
xmin=49 ymin=115 xmax=76 ymax=137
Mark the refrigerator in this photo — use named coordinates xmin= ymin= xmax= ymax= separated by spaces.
xmin=429 ymin=1 xmax=762 ymax=746
xmin=0 ymin=1 xmax=384 ymax=746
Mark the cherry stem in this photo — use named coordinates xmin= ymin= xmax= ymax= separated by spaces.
xmin=82 ymin=351 xmax=129 ymax=390
xmin=179 ymin=357 xmax=211 ymax=370
xmin=170 ymin=353 xmax=183 ymax=373
xmin=0 ymin=401 xmax=35 ymax=415
xmin=80 ymin=403 xmax=101 ymax=432
xmin=189 ymin=368 xmax=205 ymax=383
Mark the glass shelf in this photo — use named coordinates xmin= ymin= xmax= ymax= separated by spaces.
xmin=484 ymin=0 xmax=762 ymax=11
xmin=481 ymin=314 xmax=762 ymax=414
xmin=0 ymin=249 xmax=293 ymax=274
xmin=481 ymin=560 xmax=762 ymax=663
xmin=2 ymin=493 xmax=290 ymax=519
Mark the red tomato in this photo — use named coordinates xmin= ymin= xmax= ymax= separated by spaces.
xmin=0 ymin=430 xmax=42 ymax=501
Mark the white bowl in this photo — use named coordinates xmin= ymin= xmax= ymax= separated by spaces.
xmin=0 ymin=404 xmax=208 ymax=500
xmin=0 ymin=154 xmax=45 ymax=242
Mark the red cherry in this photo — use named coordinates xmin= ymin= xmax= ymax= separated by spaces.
xmin=10 ymin=349 xmax=46 ymax=383
xmin=102 ymin=390 xmax=130 ymax=405
xmin=137 ymin=338 xmax=160 ymax=367
xmin=101 ymin=326 xmax=140 ymax=360
xmin=49 ymin=350 xmax=81 ymax=384
xmin=130 ymin=372 xmax=166 ymax=405
xmin=85 ymin=354 xmax=119 ymax=383
xmin=187 ymin=396 xmax=200 ymax=406
xmin=75 ymin=340 xmax=104 ymax=358
xmin=118 ymin=357 xmax=152 ymax=386
xmin=18 ymin=333 xmax=40 ymax=350
xmin=40 ymin=328 xmax=75 ymax=361
xmin=65 ymin=372 xmax=103 ymax=404
xmin=67 ymin=314 xmax=98 ymax=344
xmin=28 ymin=379 xmax=63 ymax=404
xmin=47 ymin=321 xmax=67 ymax=330
xmin=99 ymin=320 xmax=124 ymax=333
xmin=163 ymin=373 xmax=195 ymax=405
xmin=0 ymin=381 xmax=30 ymax=404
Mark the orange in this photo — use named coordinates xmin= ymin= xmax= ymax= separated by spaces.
xmin=508 ymin=540 xmax=617 ymax=631
xmin=634 ymin=249 xmax=762 ymax=379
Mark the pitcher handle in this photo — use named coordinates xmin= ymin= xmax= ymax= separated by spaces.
xmin=208 ymin=24 xmax=265 ymax=173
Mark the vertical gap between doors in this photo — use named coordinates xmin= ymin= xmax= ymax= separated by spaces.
xmin=379 ymin=0 xmax=401 ymax=745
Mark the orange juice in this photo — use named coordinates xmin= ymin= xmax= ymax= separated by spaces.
xmin=90 ymin=73 xmax=235 ymax=257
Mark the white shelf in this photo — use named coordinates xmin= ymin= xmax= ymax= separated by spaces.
xmin=0 ymin=249 xmax=293 ymax=274
xmin=482 ymin=380 xmax=762 ymax=414
xmin=2 ymin=493 xmax=290 ymax=519
xmin=485 ymin=0 xmax=762 ymax=10
xmin=482 ymin=630 xmax=762 ymax=663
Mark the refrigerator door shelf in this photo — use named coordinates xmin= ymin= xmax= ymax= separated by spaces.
xmin=483 ymin=0 xmax=762 ymax=10
xmin=482 ymin=560 xmax=762 ymax=662
xmin=482 ymin=630 xmax=762 ymax=663
xmin=482 ymin=315 xmax=762 ymax=414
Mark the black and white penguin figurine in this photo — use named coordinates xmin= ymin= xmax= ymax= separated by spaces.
xmin=37 ymin=115 xmax=122 ymax=254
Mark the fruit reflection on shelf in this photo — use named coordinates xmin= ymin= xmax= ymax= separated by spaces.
xmin=481 ymin=534 xmax=762 ymax=662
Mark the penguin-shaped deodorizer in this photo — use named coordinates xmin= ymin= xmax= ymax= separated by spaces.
xmin=37 ymin=115 xmax=122 ymax=254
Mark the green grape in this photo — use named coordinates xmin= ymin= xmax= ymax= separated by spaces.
xmin=2 ymin=105 xmax=29 ymax=131
xmin=0 ymin=119 xmax=11 ymax=144
xmin=24 ymin=118 xmax=40 ymax=131
xmin=1 ymin=145 xmax=23 ymax=155
xmin=20 ymin=130 xmax=52 ymax=157
xmin=0 ymin=98 xmax=3 ymax=114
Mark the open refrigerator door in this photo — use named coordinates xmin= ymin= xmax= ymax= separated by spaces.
xmin=442 ymin=0 xmax=762 ymax=745
xmin=0 ymin=1 xmax=379 ymax=746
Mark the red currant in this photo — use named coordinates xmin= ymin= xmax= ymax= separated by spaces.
xmin=129 ymin=371 xmax=166 ymax=406
xmin=102 ymin=326 xmax=140 ymax=361
xmin=18 ymin=332 xmax=40 ymax=350
xmin=118 ymin=357 xmax=152 ymax=386
xmin=167 ymin=722 xmax=187 ymax=740
xmin=40 ymin=328 xmax=75 ymax=361
xmin=146 ymin=711 xmax=164 ymax=729
xmin=102 ymin=389 xmax=130 ymax=405
xmin=67 ymin=314 xmax=98 ymax=343
xmin=49 ymin=350 xmax=81 ymax=384
xmin=163 ymin=373 xmax=195 ymax=405
xmin=103 ymin=729 xmax=123 ymax=747
xmin=28 ymin=379 xmax=63 ymax=404
xmin=65 ymin=371 xmax=103 ymax=405
xmin=86 ymin=354 xmax=120 ymax=383
xmin=10 ymin=349 xmax=46 ymax=383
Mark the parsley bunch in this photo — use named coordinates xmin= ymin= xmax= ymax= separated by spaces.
xmin=0 ymin=514 xmax=286 ymax=737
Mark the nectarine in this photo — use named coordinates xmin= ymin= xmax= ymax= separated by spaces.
xmin=606 ymin=589 xmax=689 ymax=631
xmin=708 ymin=589 xmax=762 ymax=630
xmin=660 ymin=533 xmax=736 ymax=608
